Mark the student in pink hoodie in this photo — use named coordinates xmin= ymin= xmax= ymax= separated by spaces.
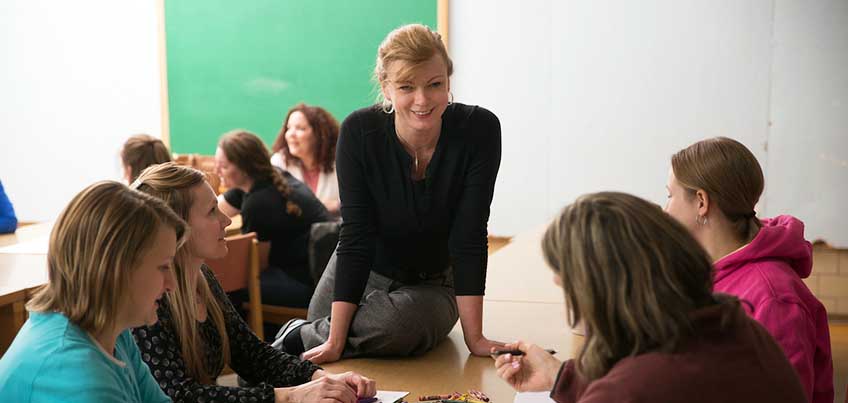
xmin=664 ymin=136 xmax=833 ymax=403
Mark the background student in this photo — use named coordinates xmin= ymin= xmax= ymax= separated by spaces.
xmin=271 ymin=103 xmax=341 ymax=216
xmin=216 ymin=130 xmax=331 ymax=310
xmin=121 ymin=133 xmax=172 ymax=183
xmin=275 ymin=23 xmax=504 ymax=364
xmin=0 ymin=179 xmax=17 ymax=233
xmin=495 ymin=192 xmax=807 ymax=402
xmin=665 ymin=137 xmax=833 ymax=403
xmin=0 ymin=181 xmax=185 ymax=402
xmin=133 ymin=162 xmax=374 ymax=403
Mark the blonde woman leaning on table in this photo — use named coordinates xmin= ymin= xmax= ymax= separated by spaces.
xmin=274 ymin=23 xmax=505 ymax=364
xmin=131 ymin=162 xmax=374 ymax=403
xmin=494 ymin=192 xmax=807 ymax=403
xmin=0 ymin=181 xmax=185 ymax=402
xmin=271 ymin=103 xmax=341 ymax=216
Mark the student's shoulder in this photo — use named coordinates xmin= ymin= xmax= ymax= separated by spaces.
xmin=200 ymin=263 xmax=228 ymax=297
xmin=38 ymin=332 xmax=124 ymax=390
xmin=2 ymin=313 xmax=128 ymax=401
xmin=12 ymin=312 xmax=95 ymax=361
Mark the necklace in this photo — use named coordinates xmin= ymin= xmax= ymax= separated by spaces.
xmin=396 ymin=129 xmax=438 ymax=178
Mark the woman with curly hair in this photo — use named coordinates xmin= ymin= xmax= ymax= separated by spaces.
xmin=271 ymin=103 xmax=341 ymax=216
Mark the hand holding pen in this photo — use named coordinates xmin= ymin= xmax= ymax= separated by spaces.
xmin=491 ymin=341 xmax=563 ymax=393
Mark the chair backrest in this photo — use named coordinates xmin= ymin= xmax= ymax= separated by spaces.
xmin=172 ymin=153 xmax=225 ymax=195
xmin=206 ymin=232 xmax=257 ymax=292
xmin=307 ymin=221 xmax=341 ymax=285
xmin=202 ymin=170 xmax=223 ymax=195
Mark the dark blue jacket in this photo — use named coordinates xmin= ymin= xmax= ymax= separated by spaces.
xmin=0 ymin=180 xmax=18 ymax=234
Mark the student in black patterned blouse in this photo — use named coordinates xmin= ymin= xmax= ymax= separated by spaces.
xmin=131 ymin=162 xmax=375 ymax=403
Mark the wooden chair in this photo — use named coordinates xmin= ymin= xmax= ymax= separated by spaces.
xmin=253 ymin=221 xmax=341 ymax=331
xmin=205 ymin=232 xmax=264 ymax=339
xmin=172 ymin=153 xmax=225 ymax=194
xmin=261 ymin=305 xmax=307 ymax=326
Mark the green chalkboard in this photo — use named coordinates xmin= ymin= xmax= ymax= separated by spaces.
xmin=165 ymin=0 xmax=437 ymax=154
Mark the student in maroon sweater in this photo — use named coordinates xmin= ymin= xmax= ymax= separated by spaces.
xmin=494 ymin=192 xmax=807 ymax=403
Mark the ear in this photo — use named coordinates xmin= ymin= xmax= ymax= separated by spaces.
xmin=380 ymin=81 xmax=391 ymax=103
xmin=695 ymin=189 xmax=710 ymax=217
xmin=552 ymin=272 xmax=562 ymax=287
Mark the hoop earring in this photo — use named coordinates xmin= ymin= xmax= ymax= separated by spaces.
xmin=696 ymin=215 xmax=708 ymax=226
xmin=448 ymin=91 xmax=454 ymax=106
xmin=381 ymin=100 xmax=394 ymax=114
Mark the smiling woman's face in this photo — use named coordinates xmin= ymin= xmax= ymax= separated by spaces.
xmin=381 ymin=55 xmax=450 ymax=135
xmin=186 ymin=182 xmax=232 ymax=261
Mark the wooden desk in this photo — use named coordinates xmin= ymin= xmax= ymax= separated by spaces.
xmin=0 ymin=222 xmax=51 ymax=356
xmin=318 ymin=225 xmax=577 ymax=402
xmin=485 ymin=225 xmax=564 ymax=305
xmin=321 ymin=301 xmax=575 ymax=402
xmin=0 ymin=221 xmax=53 ymax=248
xmin=4 ymin=221 xmax=577 ymax=402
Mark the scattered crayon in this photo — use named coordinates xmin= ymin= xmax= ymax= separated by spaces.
xmin=419 ymin=390 xmax=489 ymax=403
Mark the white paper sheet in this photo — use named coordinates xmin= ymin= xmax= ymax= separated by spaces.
xmin=374 ymin=391 xmax=409 ymax=403
xmin=514 ymin=391 xmax=555 ymax=403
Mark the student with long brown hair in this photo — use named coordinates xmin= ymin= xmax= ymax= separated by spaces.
xmin=216 ymin=130 xmax=331 ymax=309
xmin=0 ymin=181 xmax=185 ymax=402
xmin=132 ymin=162 xmax=374 ymax=403
xmin=665 ymin=137 xmax=833 ymax=403
xmin=495 ymin=192 xmax=807 ymax=402
xmin=271 ymin=103 xmax=341 ymax=215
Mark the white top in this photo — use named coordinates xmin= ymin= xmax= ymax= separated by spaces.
xmin=271 ymin=152 xmax=339 ymax=213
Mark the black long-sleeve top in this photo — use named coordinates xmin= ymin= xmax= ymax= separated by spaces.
xmin=334 ymin=103 xmax=501 ymax=303
xmin=132 ymin=265 xmax=321 ymax=403
xmin=224 ymin=169 xmax=329 ymax=282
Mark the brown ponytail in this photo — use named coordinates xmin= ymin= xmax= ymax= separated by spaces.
xmin=219 ymin=130 xmax=302 ymax=216
xmin=671 ymin=137 xmax=763 ymax=243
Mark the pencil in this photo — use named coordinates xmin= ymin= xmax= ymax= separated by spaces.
xmin=490 ymin=348 xmax=556 ymax=356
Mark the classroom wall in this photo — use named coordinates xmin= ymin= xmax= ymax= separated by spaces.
xmin=0 ymin=0 xmax=162 ymax=222
xmin=766 ymin=0 xmax=848 ymax=248
xmin=2 ymin=1 xmax=845 ymax=246
xmin=450 ymin=0 xmax=848 ymax=246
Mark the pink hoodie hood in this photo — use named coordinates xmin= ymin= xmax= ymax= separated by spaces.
xmin=713 ymin=215 xmax=832 ymax=403
xmin=714 ymin=215 xmax=812 ymax=283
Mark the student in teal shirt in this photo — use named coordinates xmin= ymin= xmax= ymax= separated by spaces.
xmin=0 ymin=181 xmax=187 ymax=402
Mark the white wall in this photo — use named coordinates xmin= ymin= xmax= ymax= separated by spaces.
xmin=766 ymin=0 xmax=848 ymax=246
xmin=2 ymin=1 xmax=845 ymax=246
xmin=452 ymin=0 xmax=848 ymax=246
xmin=0 ymin=0 xmax=162 ymax=222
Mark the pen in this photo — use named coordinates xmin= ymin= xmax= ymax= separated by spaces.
xmin=491 ymin=348 xmax=556 ymax=356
